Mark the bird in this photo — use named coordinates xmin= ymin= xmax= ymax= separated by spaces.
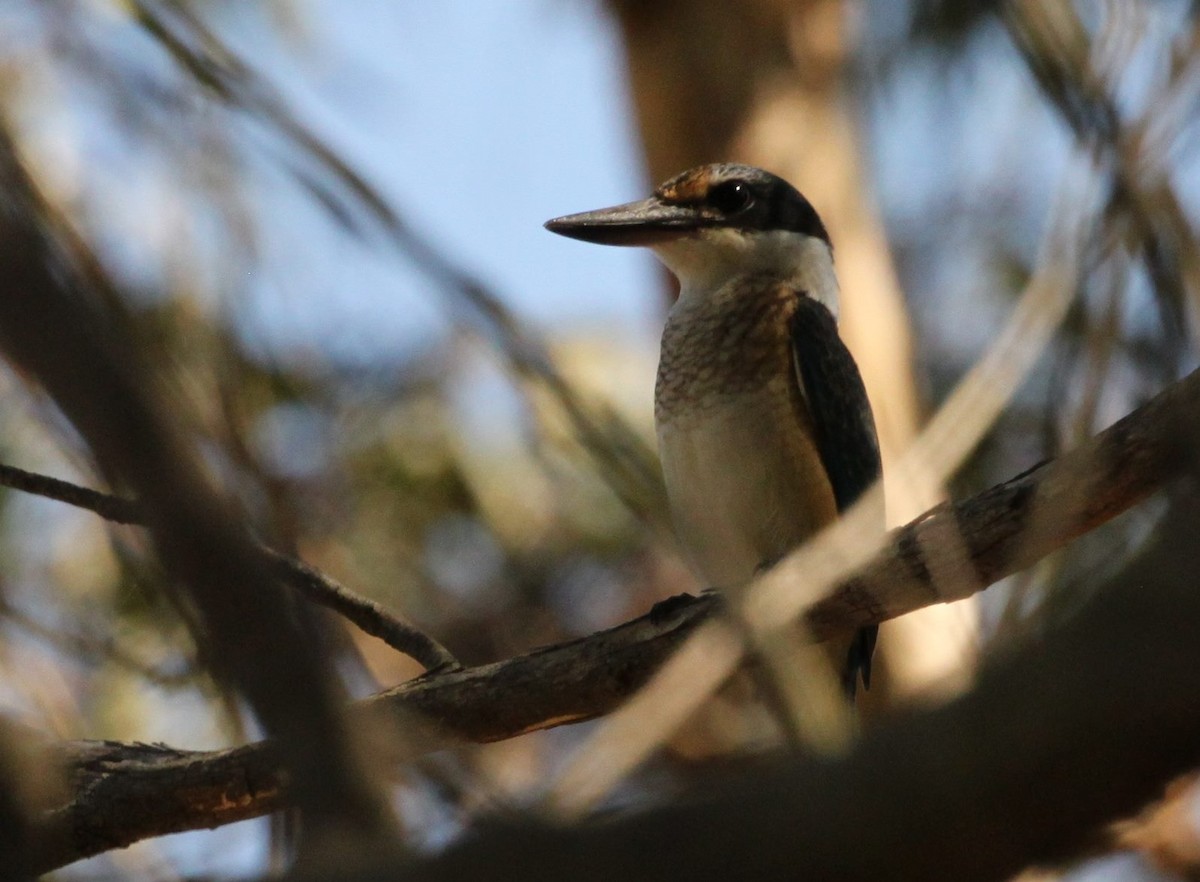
xmin=544 ymin=162 xmax=882 ymax=697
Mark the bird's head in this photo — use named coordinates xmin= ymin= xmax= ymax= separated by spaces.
xmin=545 ymin=163 xmax=836 ymax=311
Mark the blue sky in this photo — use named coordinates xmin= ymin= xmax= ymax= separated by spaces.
xmin=227 ymin=0 xmax=663 ymax=368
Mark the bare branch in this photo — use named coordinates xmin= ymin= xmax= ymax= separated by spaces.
xmin=811 ymin=360 xmax=1197 ymax=635
xmin=0 ymin=463 xmax=142 ymax=524
xmin=261 ymin=549 xmax=460 ymax=673
xmin=0 ymin=463 xmax=459 ymax=673
xmin=26 ymin=362 xmax=1200 ymax=872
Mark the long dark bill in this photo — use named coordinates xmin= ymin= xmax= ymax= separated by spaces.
xmin=544 ymin=197 xmax=703 ymax=246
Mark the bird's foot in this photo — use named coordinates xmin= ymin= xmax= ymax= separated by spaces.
xmin=649 ymin=588 xmax=724 ymax=626
xmin=649 ymin=592 xmax=698 ymax=625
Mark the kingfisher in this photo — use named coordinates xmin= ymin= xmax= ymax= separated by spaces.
xmin=545 ymin=163 xmax=881 ymax=696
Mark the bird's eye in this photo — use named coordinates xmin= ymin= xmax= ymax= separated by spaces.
xmin=707 ymin=180 xmax=752 ymax=214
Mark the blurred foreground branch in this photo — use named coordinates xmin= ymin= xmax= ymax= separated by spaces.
xmin=0 ymin=121 xmax=397 ymax=861
xmin=1007 ymin=0 xmax=1200 ymax=359
xmin=24 ymin=361 xmax=1200 ymax=872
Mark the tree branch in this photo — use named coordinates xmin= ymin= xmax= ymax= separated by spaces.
xmin=261 ymin=548 xmax=459 ymax=673
xmin=0 ymin=463 xmax=142 ymax=524
xmin=809 ymin=357 xmax=1196 ymax=638
xmin=27 ymin=363 xmax=1200 ymax=873
xmin=0 ymin=464 xmax=459 ymax=673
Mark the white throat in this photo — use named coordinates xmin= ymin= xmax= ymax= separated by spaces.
xmin=652 ymin=229 xmax=839 ymax=318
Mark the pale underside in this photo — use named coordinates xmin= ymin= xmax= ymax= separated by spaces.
xmin=651 ymin=229 xmax=864 ymax=685
xmin=657 ymin=382 xmax=837 ymax=588
xmin=652 ymin=230 xmax=841 ymax=586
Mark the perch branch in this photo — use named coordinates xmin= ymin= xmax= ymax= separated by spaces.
xmin=389 ymin=483 xmax=1200 ymax=882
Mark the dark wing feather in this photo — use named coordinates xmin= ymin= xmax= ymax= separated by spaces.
xmin=789 ymin=294 xmax=882 ymax=696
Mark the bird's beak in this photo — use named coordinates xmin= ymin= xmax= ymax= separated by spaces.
xmin=544 ymin=197 xmax=703 ymax=246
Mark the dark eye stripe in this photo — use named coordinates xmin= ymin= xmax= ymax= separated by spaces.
xmin=707 ymin=180 xmax=752 ymax=214
xmin=654 ymin=164 xmax=832 ymax=244
xmin=764 ymin=186 xmax=830 ymax=245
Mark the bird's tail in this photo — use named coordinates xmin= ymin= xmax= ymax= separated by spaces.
xmin=842 ymin=624 xmax=878 ymax=699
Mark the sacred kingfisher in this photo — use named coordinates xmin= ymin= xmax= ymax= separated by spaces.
xmin=545 ymin=163 xmax=881 ymax=696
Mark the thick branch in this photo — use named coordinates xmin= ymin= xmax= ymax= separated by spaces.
xmin=807 ymin=359 xmax=1197 ymax=637
xmin=28 ymin=364 xmax=1200 ymax=872
xmin=390 ymin=485 xmax=1200 ymax=882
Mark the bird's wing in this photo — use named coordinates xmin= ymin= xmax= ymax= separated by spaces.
xmin=789 ymin=293 xmax=883 ymax=695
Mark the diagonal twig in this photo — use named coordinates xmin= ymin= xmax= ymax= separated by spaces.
xmin=0 ymin=463 xmax=458 ymax=673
